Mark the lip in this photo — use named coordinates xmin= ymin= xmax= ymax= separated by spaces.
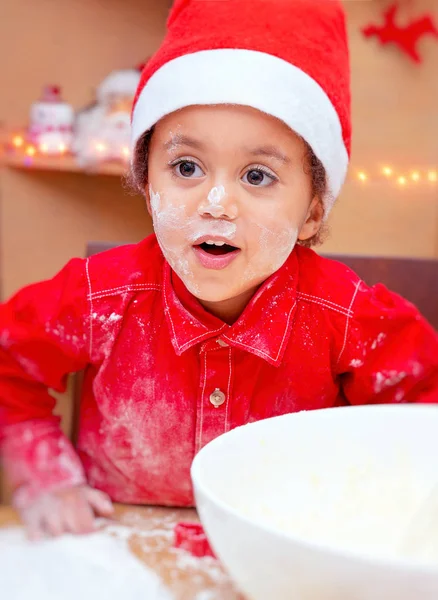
xmin=191 ymin=234 xmax=239 ymax=247
xmin=192 ymin=240 xmax=241 ymax=270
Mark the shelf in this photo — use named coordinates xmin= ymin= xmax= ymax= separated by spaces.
xmin=0 ymin=127 xmax=128 ymax=176
xmin=2 ymin=152 xmax=127 ymax=177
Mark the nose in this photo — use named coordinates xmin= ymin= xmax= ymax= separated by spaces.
xmin=197 ymin=185 xmax=238 ymax=219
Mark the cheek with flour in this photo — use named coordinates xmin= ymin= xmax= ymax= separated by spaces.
xmin=151 ymin=187 xmax=195 ymax=289
xmin=149 ymin=185 xmax=237 ymax=296
xmin=149 ymin=185 xmax=297 ymax=297
xmin=243 ymin=221 xmax=298 ymax=283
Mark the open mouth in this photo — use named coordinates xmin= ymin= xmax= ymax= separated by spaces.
xmin=196 ymin=242 xmax=239 ymax=256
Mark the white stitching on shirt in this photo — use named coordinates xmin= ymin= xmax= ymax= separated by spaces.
xmin=88 ymin=284 xmax=162 ymax=300
xmin=197 ymin=351 xmax=208 ymax=453
xmin=297 ymin=291 xmax=354 ymax=315
xmin=296 ymin=293 xmax=352 ymax=317
xmin=204 ymin=345 xmax=226 ymax=353
xmin=88 ymin=290 xmax=161 ymax=302
xmin=162 ymin=271 xmax=227 ymax=352
xmin=222 ymin=301 xmax=296 ymax=364
xmin=225 ymin=347 xmax=232 ymax=433
xmin=85 ymin=258 xmax=93 ymax=357
xmin=336 ymin=280 xmax=362 ymax=365
xmin=179 ymin=325 xmax=227 ymax=353
xmin=162 ymin=275 xmax=184 ymax=350
xmin=221 ymin=338 xmax=274 ymax=362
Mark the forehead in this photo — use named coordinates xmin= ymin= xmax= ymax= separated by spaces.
xmin=152 ymin=105 xmax=303 ymax=154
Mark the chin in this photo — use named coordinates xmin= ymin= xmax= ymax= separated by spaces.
xmin=190 ymin=273 xmax=266 ymax=305
xmin=191 ymin=282 xmax=242 ymax=303
xmin=178 ymin=263 xmax=274 ymax=305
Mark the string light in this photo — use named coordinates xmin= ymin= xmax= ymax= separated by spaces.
xmin=39 ymin=143 xmax=49 ymax=153
xmin=58 ymin=143 xmax=67 ymax=154
xmin=121 ymin=146 xmax=130 ymax=159
xmin=25 ymin=146 xmax=36 ymax=157
xmin=352 ymin=167 xmax=437 ymax=186
xmin=12 ymin=135 xmax=24 ymax=148
xmin=95 ymin=142 xmax=107 ymax=153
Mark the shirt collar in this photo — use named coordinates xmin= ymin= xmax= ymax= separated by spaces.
xmin=163 ymin=251 xmax=299 ymax=367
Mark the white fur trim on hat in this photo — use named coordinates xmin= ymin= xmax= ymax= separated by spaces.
xmin=131 ymin=49 xmax=348 ymax=212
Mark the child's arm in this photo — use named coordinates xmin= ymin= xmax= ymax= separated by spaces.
xmin=0 ymin=258 xmax=113 ymax=533
xmin=338 ymin=283 xmax=438 ymax=403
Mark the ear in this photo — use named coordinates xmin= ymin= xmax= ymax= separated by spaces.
xmin=297 ymin=197 xmax=324 ymax=242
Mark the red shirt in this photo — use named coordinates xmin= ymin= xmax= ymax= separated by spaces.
xmin=1 ymin=235 xmax=437 ymax=509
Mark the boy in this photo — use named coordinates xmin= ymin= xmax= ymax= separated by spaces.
xmin=1 ymin=0 xmax=437 ymax=539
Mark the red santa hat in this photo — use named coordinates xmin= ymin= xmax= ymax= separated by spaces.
xmin=131 ymin=0 xmax=351 ymax=214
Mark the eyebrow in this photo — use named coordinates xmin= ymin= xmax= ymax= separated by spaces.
xmin=248 ymin=145 xmax=291 ymax=165
xmin=163 ymin=134 xmax=205 ymax=152
xmin=163 ymin=136 xmax=291 ymax=165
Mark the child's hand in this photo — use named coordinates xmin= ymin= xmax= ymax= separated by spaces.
xmin=19 ymin=485 xmax=114 ymax=540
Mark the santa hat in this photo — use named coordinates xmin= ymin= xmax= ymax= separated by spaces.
xmin=131 ymin=0 xmax=351 ymax=214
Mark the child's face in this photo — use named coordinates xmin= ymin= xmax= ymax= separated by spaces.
xmin=146 ymin=105 xmax=322 ymax=319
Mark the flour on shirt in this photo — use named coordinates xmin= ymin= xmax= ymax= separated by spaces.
xmin=373 ymin=361 xmax=423 ymax=395
xmin=15 ymin=355 xmax=44 ymax=381
xmin=0 ymin=526 xmax=172 ymax=600
xmin=350 ymin=359 xmax=364 ymax=368
xmin=0 ymin=329 xmax=12 ymax=348
xmin=370 ymin=332 xmax=386 ymax=350
xmin=374 ymin=370 xmax=407 ymax=394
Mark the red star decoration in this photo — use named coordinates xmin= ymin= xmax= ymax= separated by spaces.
xmin=362 ymin=3 xmax=438 ymax=63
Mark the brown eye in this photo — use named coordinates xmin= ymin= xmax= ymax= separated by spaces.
xmin=243 ymin=167 xmax=276 ymax=187
xmin=246 ymin=169 xmax=265 ymax=186
xmin=179 ymin=161 xmax=196 ymax=176
xmin=174 ymin=161 xmax=204 ymax=178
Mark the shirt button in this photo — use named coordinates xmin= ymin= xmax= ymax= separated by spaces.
xmin=209 ymin=388 xmax=226 ymax=408
xmin=216 ymin=339 xmax=229 ymax=347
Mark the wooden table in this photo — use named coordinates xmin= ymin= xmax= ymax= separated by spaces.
xmin=0 ymin=504 xmax=241 ymax=599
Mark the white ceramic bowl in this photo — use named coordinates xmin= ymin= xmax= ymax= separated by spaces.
xmin=191 ymin=405 xmax=438 ymax=600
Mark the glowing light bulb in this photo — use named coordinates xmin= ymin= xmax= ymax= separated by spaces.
xmin=121 ymin=146 xmax=130 ymax=158
xmin=40 ymin=143 xmax=49 ymax=153
xmin=95 ymin=142 xmax=107 ymax=153
xmin=382 ymin=167 xmax=392 ymax=177
xmin=397 ymin=176 xmax=407 ymax=186
xmin=13 ymin=135 xmax=24 ymax=148
xmin=410 ymin=171 xmax=420 ymax=182
xmin=26 ymin=146 xmax=36 ymax=157
xmin=358 ymin=172 xmax=367 ymax=182
xmin=58 ymin=143 xmax=67 ymax=153
xmin=427 ymin=170 xmax=437 ymax=182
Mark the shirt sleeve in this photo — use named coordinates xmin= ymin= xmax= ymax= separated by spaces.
xmin=338 ymin=282 xmax=438 ymax=404
xmin=0 ymin=258 xmax=91 ymax=508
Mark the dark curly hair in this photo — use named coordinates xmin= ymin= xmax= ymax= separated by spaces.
xmin=127 ymin=129 xmax=329 ymax=247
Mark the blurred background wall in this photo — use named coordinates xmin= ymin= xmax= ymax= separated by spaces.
xmin=1 ymin=0 xmax=437 ymax=301
xmin=0 ymin=0 xmax=437 ymax=500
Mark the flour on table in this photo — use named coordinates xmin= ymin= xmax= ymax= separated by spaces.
xmin=0 ymin=526 xmax=173 ymax=600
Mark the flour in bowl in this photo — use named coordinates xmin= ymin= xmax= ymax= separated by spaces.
xmin=233 ymin=465 xmax=438 ymax=565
